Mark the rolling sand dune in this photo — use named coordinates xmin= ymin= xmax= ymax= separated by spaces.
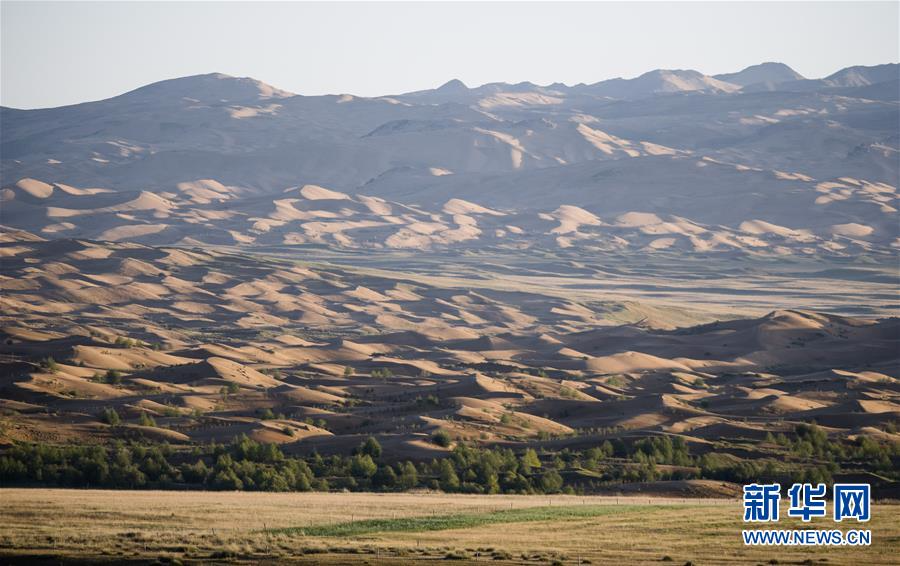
xmin=587 ymin=351 xmax=692 ymax=374
xmin=0 ymin=65 xmax=898 ymax=498
xmin=298 ymin=184 xmax=350 ymax=201
xmin=0 ymin=232 xmax=897 ymax=493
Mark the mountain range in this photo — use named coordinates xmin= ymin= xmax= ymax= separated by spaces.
xmin=1 ymin=62 xmax=897 ymax=260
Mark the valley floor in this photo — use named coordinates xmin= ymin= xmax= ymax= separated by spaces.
xmin=0 ymin=489 xmax=897 ymax=564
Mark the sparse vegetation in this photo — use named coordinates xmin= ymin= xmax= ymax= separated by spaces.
xmin=431 ymin=430 xmax=452 ymax=447
xmin=371 ymin=368 xmax=393 ymax=379
xmin=99 ymin=408 xmax=121 ymax=426
xmin=559 ymin=385 xmax=580 ymax=399
xmin=138 ymin=412 xmax=157 ymax=427
xmin=105 ymin=369 xmax=122 ymax=384
xmin=40 ymin=356 xmax=59 ymax=373
xmin=358 ymin=437 xmax=382 ymax=459
xmin=115 ymin=336 xmax=137 ymax=348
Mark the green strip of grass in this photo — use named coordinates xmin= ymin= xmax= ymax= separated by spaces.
xmin=274 ymin=504 xmax=678 ymax=537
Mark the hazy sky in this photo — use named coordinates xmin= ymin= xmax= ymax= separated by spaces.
xmin=2 ymin=1 xmax=898 ymax=109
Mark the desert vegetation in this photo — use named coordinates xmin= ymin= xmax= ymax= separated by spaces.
xmin=2 ymin=424 xmax=896 ymax=496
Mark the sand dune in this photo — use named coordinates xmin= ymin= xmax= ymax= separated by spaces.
xmin=14 ymin=178 xmax=54 ymax=199
xmin=0 ymin=65 xmax=897 ymax=485
xmin=0 ymin=233 xmax=896 ymax=472
xmin=298 ymin=184 xmax=350 ymax=201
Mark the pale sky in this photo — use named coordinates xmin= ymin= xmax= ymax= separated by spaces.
xmin=1 ymin=1 xmax=898 ymax=109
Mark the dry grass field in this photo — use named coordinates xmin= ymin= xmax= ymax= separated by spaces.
xmin=0 ymin=489 xmax=898 ymax=564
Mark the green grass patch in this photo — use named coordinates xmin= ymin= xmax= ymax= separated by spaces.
xmin=273 ymin=504 xmax=678 ymax=537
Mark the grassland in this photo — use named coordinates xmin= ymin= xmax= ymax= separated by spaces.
xmin=1 ymin=489 xmax=898 ymax=564
xmin=274 ymin=504 xmax=659 ymax=537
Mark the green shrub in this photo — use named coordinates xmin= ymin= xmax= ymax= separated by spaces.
xmin=432 ymin=430 xmax=452 ymax=447
xmin=100 ymin=408 xmax=121 ymax=426
xmin=41 ymin=357 xmax=60 ymax=373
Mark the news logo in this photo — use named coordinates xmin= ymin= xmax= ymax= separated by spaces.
xmin=742 ymin=483 xmax=872 ymax=546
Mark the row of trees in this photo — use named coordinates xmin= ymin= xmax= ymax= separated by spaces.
xmin=765 ymin=424 xmax=897 ymax=476
xmin=1 ymin=425 xmax=895 ymax=492
xmin=0 ymin=437 xmax=563 ymax=494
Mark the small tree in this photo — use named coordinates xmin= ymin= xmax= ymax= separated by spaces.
xmin=350 ymin=454 xmax=377 ymax=478
xmin=138 ymin=412 xmax=156 ymax=427
xmin=213 ymin=469 xmax=243 ymax=490
xmin=539 ymin=470 xmax=564 ymax=493
xmin=521 ymin=448 xmax=542 ymax=473
xmin=343 ymin=365 xmax=354 ymax=377
xmin=438 ymin=459 xmax=460 ymax=491
xmin=360 ymin=436 xmax=382 ymax=459
xmin=398 ymin=461 xmax=418 ymax=490
xmin=372 ymin=465 xmax=398 ymax=490
xmin=105 ymin=369 xmax=122 ymax=385
xmin=432 ymin=430 xmax=452 ymax=447
xmin=100 ymin=408 xmax=120 ymax=426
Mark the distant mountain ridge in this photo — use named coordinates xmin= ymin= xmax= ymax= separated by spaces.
xmin=713 ymin=62 xmax=805 ymax=88
xmin=400 ymin=62 xmax=896 ymax=101
xmin=0 ymin=61 xmax=897 ymax=261
xmin=4 ymin=62 xmax=896 ymax=111
xmin=583 ymin=69 xmax=740 ymax=97
xmin=117 ymin=72 xmax=295 ymax=104
xmin=826 ymin=63 xmax=900 ymax=87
